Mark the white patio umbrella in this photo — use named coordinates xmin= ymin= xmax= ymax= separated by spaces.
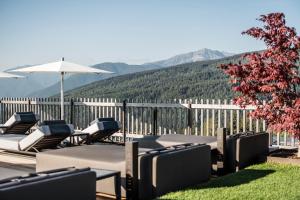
xmin=11 ymin=58 xmax=113 ymax=119
xmin=0 ymin=71 xmax=24 ymax=79
xmin=0 ymin=72 xmax=24 ymax=123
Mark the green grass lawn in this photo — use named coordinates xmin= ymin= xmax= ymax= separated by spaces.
xmin=159 ymin=162 xmax=300 ymax=200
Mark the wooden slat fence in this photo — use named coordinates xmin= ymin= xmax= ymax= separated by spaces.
xmin=0 ymin=97 xmax=297 ymax=148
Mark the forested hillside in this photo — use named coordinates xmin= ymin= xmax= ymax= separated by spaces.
xmin=64 ymin=54 xmax=244 ymax=100
xmin=29 ymin=48 xmax=232 ymax=97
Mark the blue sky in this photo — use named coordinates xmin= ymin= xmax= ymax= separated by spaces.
xmin=0 ymin=0 xmax=299 ymax=69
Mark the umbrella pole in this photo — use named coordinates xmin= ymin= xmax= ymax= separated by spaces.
xmin=60 ymin=72 xmax=64 ymax=120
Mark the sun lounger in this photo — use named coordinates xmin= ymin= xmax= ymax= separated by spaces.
xmin=0 ymin=121 xmax=74 ymax=152
xmin=36 ymin=142 xmax=211 ymax=199
xmin=77 ymin=118 xmax=121 ymax=143
xmin=0 ymin=167 xmax=96 ymax=200
xmin=0 ymin=112 xmax=39 ymax=134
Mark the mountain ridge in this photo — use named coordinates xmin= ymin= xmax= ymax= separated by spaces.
xmin=145 ymin=48 xmax=234 ymax=67
xmin=32 ymin=48 xmax=234 ymax=97
xmin=63 ymin=53 xmax=243 ymax=100
xmin=1 ymin=48 xmax=234 ymax=97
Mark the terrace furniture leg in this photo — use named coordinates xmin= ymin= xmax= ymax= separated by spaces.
xmin=114 ymin=171 xmax=121 ymax=200
xmin=125 ymin=141 xmax=139 ymax=200
xmin=217 ymin=128 xmax=228 ymax=175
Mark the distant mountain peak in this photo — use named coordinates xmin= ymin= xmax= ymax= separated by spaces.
xmin=145 ymin=48 xmax=235 ymax=67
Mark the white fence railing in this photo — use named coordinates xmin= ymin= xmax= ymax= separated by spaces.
xmin=0 ymin=97 xmax=297 ymax=148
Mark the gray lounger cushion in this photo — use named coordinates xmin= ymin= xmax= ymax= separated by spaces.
xmin=134 ymin=134 xmax=217 ymax=150
xmin=40 ymin=120 xmax=67 ymax=125
xmin=0 ymin=168 xmax=96 ymax=200
xmin=0 ymin=112 xmax=40 ymax=134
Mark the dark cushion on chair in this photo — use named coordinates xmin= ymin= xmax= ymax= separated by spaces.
xmin=102 ymin=121 xmax=120 ymax=130
xmin=0 ymin=168 xmax=96 ymax=200
xmin=47 ymin=124 xmax=72 ymax=136
xmin=225 ymin=132 xmax=269 ymax=172
xmin=82 ymin=118 xmax=121 ymax=142
xmin=16 ymin=112 xmax=37 ymax=123
xmin=89 ymin=118 xmax=119 ymax=131
xmin=41 ymin=120 xmax=66 ymax=126
xmin=152 ymin=145 xmax=211 ymax=198
xmin=236 ymin=132 xmax=269 ymax=169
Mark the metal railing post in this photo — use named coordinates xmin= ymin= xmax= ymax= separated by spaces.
xmin=122 ymin=100 xmax=127 ymax=143
xmin=70 ymin=98 xmax=74 ymax=124
xmin=187 ymin=101 xmax=192 ymax=135
xmin=152 ymin=107 xmax=157 ymax=135
xmin=27 ymin=98 xmax=31 ymax=112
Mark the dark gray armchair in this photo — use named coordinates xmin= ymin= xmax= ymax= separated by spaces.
xmin=224 ymin=131 xmax=269 ymax=172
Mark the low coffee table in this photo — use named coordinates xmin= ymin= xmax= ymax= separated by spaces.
xmin=91 ymin=168 xmax=121 ymax=200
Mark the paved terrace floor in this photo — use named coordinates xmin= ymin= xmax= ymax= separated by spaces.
xmin=0 ymin=150 xmax=35 ymax=179
xmin=0 ymin=151 xmax=114 ymax=200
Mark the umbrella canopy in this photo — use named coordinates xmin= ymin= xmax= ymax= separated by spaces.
xmin=0 ymin=72 xmax=24 ymax=124
xmin=11 ymin=60 xmax=112 ymax=74
xmin=11 ymin=58 xmax=113 ymax=120
xmin=0 ymin=71 xmax=24 ymax=78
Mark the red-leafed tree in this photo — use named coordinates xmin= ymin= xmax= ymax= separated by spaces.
xmin=220 ymin=13 xmax=300 ymax=155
